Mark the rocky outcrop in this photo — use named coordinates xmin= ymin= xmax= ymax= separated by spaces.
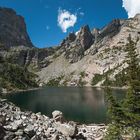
xmin=61 ymin=32 xmax=76 ymax=46
xmin=0 ymin=98 xmax=107 ymax=140
xmin=0 ymin=46 xmax=58 ymax=69
xmin=0 ymin=7 xmax=34 ymax=48
xmin=97 ymin=19 xmax=124 ymax=42
xmin=92 ymin=28 xmax=100 ymax=43
xmin=61 ymin=20 xmax=123 ymax=63
xmin=52 ymin=110 xmax=64 ymax=122
xmin=76 ymin=25 xmax=94 ymax=50
xmin=62 ymin=25 xmax=94 ymax=63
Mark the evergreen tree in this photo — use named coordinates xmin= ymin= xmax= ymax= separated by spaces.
xmin=104 ymin=35 xmax=140 ymax=139
xmin=104 ymin=74 xmax=123 ymax=140
xmin=122 ymin=35 xmax=140 ymax=138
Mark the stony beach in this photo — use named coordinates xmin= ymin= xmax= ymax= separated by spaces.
xmin=0 ymin=98 xmax=107 ymax=140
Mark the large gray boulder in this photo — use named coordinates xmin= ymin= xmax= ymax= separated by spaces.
xmin=52 ymin=110 xmax=63 ymax=122
xmin=54 ymin=122 xmax=77 ymax=137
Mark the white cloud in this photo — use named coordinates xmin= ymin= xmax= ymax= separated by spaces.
xmin=122 ymin=0 xmax=140 ymax=18
xmin=58 ymin=9 xmax=77 ymax=33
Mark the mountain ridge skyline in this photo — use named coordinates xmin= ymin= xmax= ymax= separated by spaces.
xmin=0 ymin=0 xmax=129 ymax=48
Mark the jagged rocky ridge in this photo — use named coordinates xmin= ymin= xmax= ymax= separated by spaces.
xmin=36 ymin=14 xmax=140 ymax=87
xmin=0 ymin=7 xmax=140 ymax=89
xmin=0 ymin=98 xmax=107 ymax=140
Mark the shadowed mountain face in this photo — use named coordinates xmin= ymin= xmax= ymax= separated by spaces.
xmin=0 ymin=8 xmax=34 ymax=48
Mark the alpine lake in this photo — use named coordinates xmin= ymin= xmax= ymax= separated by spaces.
xmin=4 ymin=87 xmax=126 ymax=124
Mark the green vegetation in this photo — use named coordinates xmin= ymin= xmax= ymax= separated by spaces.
xmin=46 ymin=78 xmax=60 ymax=87
xmin=0 ymin=61 xmax=38 ymax=91
xmin=112 ymin=69 xmax=127 ymax=86
xmin=46 ymin=76 xmax=64 ymax=87
xmin=122 ymin=36 xmax=140 ymax=138
xmin=97 ymin=53 xmax=103 ymax=59
xmin=104 ymin=47 xmax=111 ymax=53
xmin=91 ymin=65 xmax=126 ymax=87
xmin=103 ymin=68 xmax=127 ymax=87
xmin=0 ymin=43 xmax=7 ymax=50
xmin=27 ymin=63 xmax=40 ymax=73
xmin=78 ymin=71 xmax=87 ymax=87
xmin=0 ymin=55 xmax=4 ymax=63
xmin=80 ymin=71 xmax=86 ymax=78
xmin=91 ymin=63 xmax=128 ymax=87
xmin=112 ymin=46 xmax=122 ymax=54
xmin=91 ymin=74 xmax=104 ymax=86
xmin=78 ymin=78 xmax=87 ymax=87
xmin=53 ymin=53 xmax=60 ymax=59
xmin=104 ymin=74 xmax=124 ymax=139
xmin=104 ymin=35 xmax=140 ymax=139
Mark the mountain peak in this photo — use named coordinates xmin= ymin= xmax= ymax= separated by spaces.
xmin=76 ymin=25 xmax=93 ymax=50
xmin=0 ymin=7 xmax=34 ymax=48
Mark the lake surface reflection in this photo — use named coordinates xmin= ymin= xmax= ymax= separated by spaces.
xmin=5 ymin=87 xmax=125 ymax=124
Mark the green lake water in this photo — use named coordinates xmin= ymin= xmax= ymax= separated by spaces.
xmin=5 ymin=87 xmax=126 ymax=124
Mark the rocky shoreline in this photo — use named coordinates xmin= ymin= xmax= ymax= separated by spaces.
xmin=0 ymin=98 xmax=107 ymax=140
xmin=1 ymin=87 xmax=41 ymax=95
xmin=1 ymin=85 xmax=126 ymax=95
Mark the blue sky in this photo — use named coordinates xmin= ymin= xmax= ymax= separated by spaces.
xmin=0 ymin=0 xmax=129 ymax=48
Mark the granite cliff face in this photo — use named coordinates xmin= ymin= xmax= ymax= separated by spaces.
xmin=0 ymin=8 xmax=34 ymax=48
xmin=59 ymin=25 xmax=94 ymax=63
xmin=0 ymin=7 xmax=140 ymax=89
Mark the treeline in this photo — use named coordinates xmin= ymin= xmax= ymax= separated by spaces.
xmin=0 ymin=55 xmax=38 ymax=92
